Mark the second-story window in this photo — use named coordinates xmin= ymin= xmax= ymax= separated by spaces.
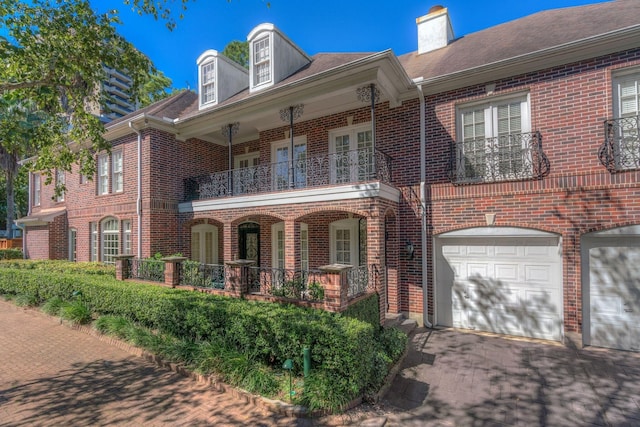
xmin=97 ymin=150 xmax=123 ymax=195
xmin=55 ymin=169 xmax=65 ymax=202
xmin=253 ymin=36 xmax=271 ymax=86
xmin=201 ymin=60 xmax=216 ymax=105
xmin=33 ymin=173 xmax=41 ymax=207
xmin=454 ymin=95 xmax=532 ymax=183
xmin=611 ymin=71 xmax=640 ymax=170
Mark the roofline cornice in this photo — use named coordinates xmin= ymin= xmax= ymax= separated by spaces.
xmin=417 ymin=25 xmax=640 ymax=94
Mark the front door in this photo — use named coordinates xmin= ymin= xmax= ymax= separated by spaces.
xmin=239 ymin=223 xmax=260 ymax=264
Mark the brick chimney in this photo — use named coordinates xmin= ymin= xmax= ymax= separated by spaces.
xmin=417 ymin=5 xmax=454 ymax=54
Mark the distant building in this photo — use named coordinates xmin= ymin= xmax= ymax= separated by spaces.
xmin=100 ymin=66 xmax=136 ymax=121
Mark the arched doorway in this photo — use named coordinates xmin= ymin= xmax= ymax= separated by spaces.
xmin=238 ymin=222 xmax=260 ymax=264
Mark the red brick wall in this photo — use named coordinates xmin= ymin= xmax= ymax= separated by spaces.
xmin=24 ymin=226 xmax=49 ymax=260
xmin=425 ymin=48 xmax=640 ymax=333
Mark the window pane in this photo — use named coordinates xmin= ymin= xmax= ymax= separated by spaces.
xmin=191 ymin=232 xmax=200 ymax=262
xmin=112 ymin=151 xmax=123 ymax=193
xmin=98 ymin=155 xmax=109 ymax=195
xmin=122 ymin=220 xmax=131 ymax=255
xmin=101 ymin=219 xmax=119 ymax=265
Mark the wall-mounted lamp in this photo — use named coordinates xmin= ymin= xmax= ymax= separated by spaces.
xmin=406 ymin=240 xmax=415 ymax=260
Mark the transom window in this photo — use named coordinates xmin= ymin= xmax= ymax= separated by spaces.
xmin=201 ymin=60 xmax=216 ymax=105
xmin=454 ymin=95 xmax=532 ymax=183
xmin=253 ymin=36 xmax=271 ymax=86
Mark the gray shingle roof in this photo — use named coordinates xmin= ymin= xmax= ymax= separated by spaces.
xmin=400 ymin=0 xmax=640 ymax=80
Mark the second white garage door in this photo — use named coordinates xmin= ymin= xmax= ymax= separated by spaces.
xmin=435 ymin=228 xmax=563 ymax=341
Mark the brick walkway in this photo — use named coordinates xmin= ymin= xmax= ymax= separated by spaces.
xmin=0 ymin=300 xmax=304 ymax=426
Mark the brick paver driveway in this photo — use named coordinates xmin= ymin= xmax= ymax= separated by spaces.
xmin=384 ymin=328 xmax=640 ymax=426
xmin=0 ymin=300 xmax=302 ymax=426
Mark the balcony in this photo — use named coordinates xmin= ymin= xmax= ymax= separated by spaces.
xmin=183 ymin=148 xmax=392 ymax=202
xmin=599 ymin=115 xmax=640 ymax=172
xmin=449 ymin=131 xmax=549 ymax=184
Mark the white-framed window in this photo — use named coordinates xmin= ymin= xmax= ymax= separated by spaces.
xmin=101 ymin=218 xmax=119 ymax=265
xmin=98 ymin=154 xmax=109 ymax=195
xmin=455 ymin=94 xmax=531 ymax=182
xmin=69 ymin=228 xmax=77 ymax=262
xmin=201 ymin=60 xmax=216 ymax=105
xmin=55 ymin=169 xmax=65 ymax=202
xmin=271 ymin=137 xmax=307 ymax=190
xmin=272 ymin=222 xmax=285 ymax=269
xmin=122 ymin=220 xmax=131 ymax=255
xmin=98 ymin=151 xmax=123 ymax=195
xmin=253 ymin=36 xmax=271 ymax=86
xmin=328 ymin=124 xmax=374 ymax=184
xmin=233 ymin=152 xmax=260 ymax=195
xmin=90 ymin=222 xmax=98 ymax=262
xmin=111 ymin=151 xmax=123 ymax=193
xmin=191 ymin=223 xmax=218 ymax=264
xmin=33 ymin=174 xmax=41 ymax=207
xmin=329 ymin=218 xmax=360 ymax=266
xmin=300 ymin=223 xmax=309 ymax=272
xmin=612 ymin=70 xmax=640 ymax=170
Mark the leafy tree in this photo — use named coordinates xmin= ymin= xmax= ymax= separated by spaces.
xmin=0 ymin=97 xmax=48 ymax=237
xmin=222 ymin=40 xmax=250 ymax=69
xmin=138 ymin=69 xmax=180 ymax=108
xmin=0 ymin=0 xmax=152 ymax=182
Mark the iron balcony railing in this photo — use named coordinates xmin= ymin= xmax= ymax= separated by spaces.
xmin=449 ymin=131 xmax=550 ymax=185
xmin=184 ymin=148 xmax=393 ymax=202
xmin=599 ymin=115 xmax=640 ymax=173
xmin=347 ymin=265 xmax=378 ymax=299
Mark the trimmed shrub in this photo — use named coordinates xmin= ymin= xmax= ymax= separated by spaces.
xmin=0 ymin=264 xmax=406 ymax=411
xmin=0 ymin=249 xmax=23 ymax=260
xmin=341 ymin=292 xmax=380 ymax=330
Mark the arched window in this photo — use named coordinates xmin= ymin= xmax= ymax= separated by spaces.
xmin=101 ymin=218 xmax=119 ymax=264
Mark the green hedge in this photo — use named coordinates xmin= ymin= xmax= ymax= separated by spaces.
xmin=0 ymin=264 xmax=406 ymax=411
xmin=0 ymin=249 xmax=23 ymax=260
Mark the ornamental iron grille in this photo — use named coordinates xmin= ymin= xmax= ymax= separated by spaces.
xmin=246 ymin=267 xmax=326 ymax=302
xmin=130 ymin=258 xmax=165 ymax=283
xmin=347 ymin=264 xmax=378 ymax=299
xmin=179 ymin=261 xmax=227 ymax=290
xmin=599 ymin=115 xmax=640 ymax=172
xmin=449 ymin=131 xmax=549 ymax=184
xmin=183 ymin=148 xmax=393 ymax=201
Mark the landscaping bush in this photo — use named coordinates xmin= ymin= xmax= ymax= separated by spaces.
xmin=0 ymin=249 xmax=23 ymax=260
xmin=0 ymin=264 xmax=407 ymax=411
xmin=341 ymin=292 xmax=381 ymax=330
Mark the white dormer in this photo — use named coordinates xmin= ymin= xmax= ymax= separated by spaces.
xmin=247 ymin=23 xmax=312 ymax=93
xmin=197 ymin=50 xmax=249 ymax=110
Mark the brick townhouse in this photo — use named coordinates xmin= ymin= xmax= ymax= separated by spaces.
xmin=18 ymin=0 xmax=640 ymax=351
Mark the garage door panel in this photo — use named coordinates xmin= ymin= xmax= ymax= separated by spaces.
xmin=494 ymin=264 xmax=518 ymax=281
xmin=437 ymin=235 xmax=563 ymax=341
xmin=525 ymin=264 xmax=553 ymax=283
xmin=587 ymin=242 xmax=640 ymax=351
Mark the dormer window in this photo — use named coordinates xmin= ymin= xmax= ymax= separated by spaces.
xmin=253 ymin=36 xmax=271 ymax=86
xmin=196 ymin=49 xmax=249 ymax=110
xmin=201 ymin=60 xmax=216 ymax=105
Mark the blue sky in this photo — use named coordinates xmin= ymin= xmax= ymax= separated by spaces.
xmin=93 ymin=0 xmax=607 ymax=90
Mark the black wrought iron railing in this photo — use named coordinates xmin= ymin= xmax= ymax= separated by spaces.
xmin=179 ymin=261 xmax=227 ymax=290
xmin=449 ymin=131 xmax=549 ymax=184
xmin=347 ymin=264 xmax=378 ymax=299
xmin=247 ymin=267 xmax=326 ymax=302
xmin=131 ymin=258 xmax=165 ymax=283
xmin=599 ymin=115 xmax=640 ymax=173
xmin=184 ymin=148 xmax=393 ymax=201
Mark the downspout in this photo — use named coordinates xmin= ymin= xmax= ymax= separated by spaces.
xmin=129 ymin=122 xmax=142 ymax=259
xmin=415 ymin=79 xmax=433 ymax=328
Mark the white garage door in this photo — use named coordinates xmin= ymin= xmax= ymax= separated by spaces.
xmin=583 ymin=228 xmax=640 ymax=351
xmin=436 ymin=229 xmax=563 ymax=341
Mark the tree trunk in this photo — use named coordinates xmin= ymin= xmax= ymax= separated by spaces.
xmin=4 ymin=155 xmax=18 ymax=238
